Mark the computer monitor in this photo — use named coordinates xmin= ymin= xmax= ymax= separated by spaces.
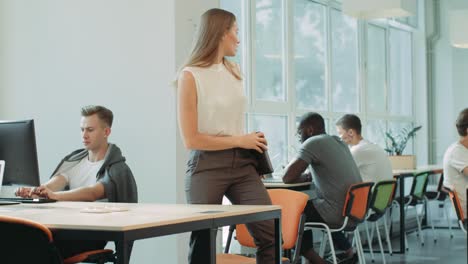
xmin=0 ymin=120 xmax=40 ymax=186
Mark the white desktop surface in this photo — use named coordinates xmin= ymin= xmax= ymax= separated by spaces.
xmin=392 ymin=164 xmax=443 ymax=176
xmin=0 ymin=201 xmax=282 ymax=264
xmin=0 ymin=201 xmax=280 ymax=231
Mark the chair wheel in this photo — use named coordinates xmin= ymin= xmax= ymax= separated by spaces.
xmin=421 ymin=243 xmax=424 ymax=246
xmin=372 ymin=260 xmax=375 ymax=263
xmin=434 ymin=239 xmax=437 ymax=243
xmin=390 ymin=253 xmax=393 ymax=256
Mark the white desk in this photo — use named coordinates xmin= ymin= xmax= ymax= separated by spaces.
xmin=392 ymin=165 xmax=443 ymax=176
xmin=0 ymin=201 xmax=282 ymax=264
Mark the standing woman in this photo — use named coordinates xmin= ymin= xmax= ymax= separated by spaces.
xmin=176 ymin=8 xmax=276 ymax=264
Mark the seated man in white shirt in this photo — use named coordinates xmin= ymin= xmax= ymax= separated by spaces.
xmin=443 ymin=108 xmax=468 ymax=216
xmin=336 ymin=114 xmax=393 ymax=183
xmin=15 ymin=105 xmax=138 ymax=259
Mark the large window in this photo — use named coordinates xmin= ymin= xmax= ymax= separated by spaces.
xmin=294 ymin=1 xmax=326 ymax=110
xmin=221 ymin=0 xmax=416 ymax=172
xmin=330 ymin=8 xmax=358 ymax=113
xmin=366 ymin=25 xmax=386 ymax=114
xmin=388 ymin=28 xmax=412 ymax=116
xmin=255 ymin=0 xmax=285 ymax=102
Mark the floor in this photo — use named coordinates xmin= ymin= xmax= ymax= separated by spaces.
xmin=362 ymin=229 xmax=467 ymax=264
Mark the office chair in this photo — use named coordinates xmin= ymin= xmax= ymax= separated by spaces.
xmin=305 ymin=182 xmax=374 ymax=264
xmin=443 ymin=187 xmax=467 ymax=234
xmin=0 ymin=215 xmax=116 ymax=264
xmin=217 ymin=189 xmax=309 ymax=264
xmin=364 ymin=180 xmax=397 ymax=264
xmin=392 ymin=172 xmax=430 ymax=248
xmin=424 ymin=172 xmax=454 ymax=240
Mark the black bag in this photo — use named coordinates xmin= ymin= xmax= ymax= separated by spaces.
xmin=250 ymin=149 xmax=274 ymax=175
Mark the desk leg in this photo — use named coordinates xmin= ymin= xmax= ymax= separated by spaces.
xmin=399 ymin=176 xmax=405 ymax=253
xmin=274 ymin=217 xmax=282 ymax=264
xmin=116 ymin=240 xmax=131 ymax=264
xmin=209 ymin=228 xmax=217 ymax=264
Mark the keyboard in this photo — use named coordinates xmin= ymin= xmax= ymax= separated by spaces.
xmin=262 ymin=178 xmax=284 ymax=183
xmin=0 ymin=197 xmax=57 ymax=203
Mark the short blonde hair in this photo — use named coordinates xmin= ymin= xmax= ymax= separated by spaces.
xmin=81 ymin=105 xmax=113 ymax=128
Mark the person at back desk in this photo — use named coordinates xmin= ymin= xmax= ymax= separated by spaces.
xmin=281 ymin=112 xmax=362 ymax=264
xmin=336 ymin=114 xmax=393 ymax=183
xmin=16 ymin=105 xmax=138 ymax=259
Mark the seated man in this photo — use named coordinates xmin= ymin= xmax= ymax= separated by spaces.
xmin=336 ymin=114 xmax=393 ymax=182
xmin=282 ymin=112 xmax=362 ymax=264
xmin=443 ymin=108 xmax=468 ymax=216
xmin=16 ymin=105 xmax=138 ymax=258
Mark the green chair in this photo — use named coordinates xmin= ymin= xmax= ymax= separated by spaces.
xmin=365 ymin=180 xmax=397 ymax=264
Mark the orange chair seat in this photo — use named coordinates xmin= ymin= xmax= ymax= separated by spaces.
xmin=217 ymin=253 xmax=290 ymax=264
xmin=64 ymin=249 xmax=114 ymax=264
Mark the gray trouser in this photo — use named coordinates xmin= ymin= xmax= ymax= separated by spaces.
xmin=185 ymin=148 xmax=275 ymax=264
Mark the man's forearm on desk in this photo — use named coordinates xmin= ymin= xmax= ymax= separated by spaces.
xmin=284 ymin=173 xmax=311 ymax=183
xmin=282 ymin=158 xmax=309 ymax=183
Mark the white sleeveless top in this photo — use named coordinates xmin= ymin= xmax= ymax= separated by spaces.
xmin=183 ymin=63 xmax=246 ymax=136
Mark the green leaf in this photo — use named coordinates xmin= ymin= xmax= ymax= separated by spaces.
xmin=385 ymin=125 xmax=422 ymax=155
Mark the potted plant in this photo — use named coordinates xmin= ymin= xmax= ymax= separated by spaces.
xmin=385 ymin=125 xmax=422 ymax=170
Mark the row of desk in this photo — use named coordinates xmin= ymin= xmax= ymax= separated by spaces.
xmin=1 ymin=165 xmax=443 ymax=263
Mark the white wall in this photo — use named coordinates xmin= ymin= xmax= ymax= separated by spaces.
xmin=431 ymin=0 xmax=468 ymax=163
xmin=0 ymin=1 xmax=179 ymax=263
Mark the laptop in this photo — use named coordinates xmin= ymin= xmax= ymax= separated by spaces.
xmin=0 ymin=197 xmax=57 ymax=203
xmin=0 ymin=160 xmax=4 ymax=187
xmin=0 ymin=160 xmax=55 ymax=204
xmin=0 ymin=160 xmax=20 ymax=205
xmin=261 ymin=174 xmax=284 ymax=183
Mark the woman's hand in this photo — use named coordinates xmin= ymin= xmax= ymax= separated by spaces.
xmin=237 ymin=132 xmax=268 ymax=153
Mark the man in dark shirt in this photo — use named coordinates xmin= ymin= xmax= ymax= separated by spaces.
xmin=282 ymin=112 xmax=362 ymax=264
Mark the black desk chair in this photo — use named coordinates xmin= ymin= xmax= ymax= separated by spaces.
xmin=392 ymin=172 xmax=430 ymax=249
xmin=0 ymin=215 xmax=116 ymax=264
xmin=424 ymin=172 xmax=454 ymax=241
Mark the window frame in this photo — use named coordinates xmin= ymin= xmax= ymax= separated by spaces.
xmin=223 ymin=0 xmax=417 ymax=172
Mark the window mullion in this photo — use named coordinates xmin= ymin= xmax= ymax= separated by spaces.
xmin=326 ymin=5 xmax=332 ymax=124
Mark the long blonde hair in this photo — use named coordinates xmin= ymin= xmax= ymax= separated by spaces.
xmin=176 ymin=8 xmax=242 ymax=83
